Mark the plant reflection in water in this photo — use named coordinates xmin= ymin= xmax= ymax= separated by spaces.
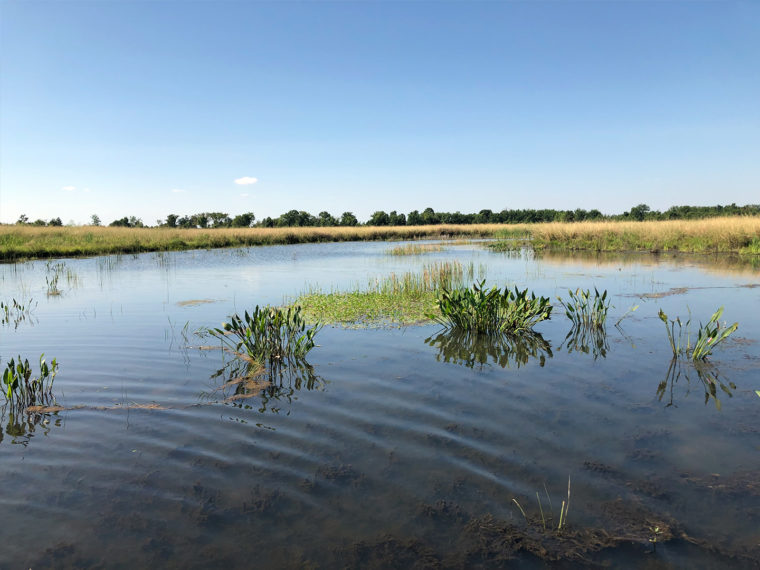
xmin=424 ymin=328 xmax=553 ymax=369
xmin=657 ymin=359 xmax=736 ymax=410
xmin=208 ymin=352 xmax=324 ymax=415
xmin=558 ymin=324 xmax=610 ymax=360
xmin=0 ymin=406 xmax=62 ymax=447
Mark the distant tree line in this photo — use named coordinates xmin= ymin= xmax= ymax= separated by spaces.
xmin=11 ymin=203 xmax=760 ymax=229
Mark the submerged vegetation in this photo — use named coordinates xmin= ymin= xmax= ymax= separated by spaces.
xmin=658 ymin=307 xmax=738 ymax=361
xmin=2 ymin=354 xmax=58 ymax=410
xmin=431 ymin=281 xmax=552 ymax=335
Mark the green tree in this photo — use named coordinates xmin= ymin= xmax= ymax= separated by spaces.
xmin=90 ymin=214 xmax=101 ymax=226
xmin=48 ymin=217 xmax=63 ymax=226
xmin=629 ymin=204 xmax=651 ymax=221
xmin=16 ymin=214 xmax=29 ymax=225
xmin=368 ymin=210 xmax=390 ymax=226
xmin=339 ymin=212 xmax=358 ymax=226
xmin=231 ymin=212 xmax=255 ymax=227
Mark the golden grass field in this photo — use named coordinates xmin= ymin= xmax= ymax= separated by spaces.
xmin=490 ymin=217 xmax=760 ymax=255
xmin=1 ymin=217 xmax=758 ymax=261
xmin=0 ymin=224 xmax=505 ymax=260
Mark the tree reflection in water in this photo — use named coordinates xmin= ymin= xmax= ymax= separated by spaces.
xmin=657 ymin=359 xmax=736 ymax=410
xmin=424 ymin=329 xmax=552 ymax=369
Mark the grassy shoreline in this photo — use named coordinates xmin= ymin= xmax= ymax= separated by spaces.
xmin=491 ymin=217 xmax=760 ymax=255
xmin=0 ymin=224 xmax=504 ymax=262
xmin=1 ymin=217 xmax=758 ymax=261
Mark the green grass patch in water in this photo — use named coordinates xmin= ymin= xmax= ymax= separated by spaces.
xmin=294 ymin=261 xmax=482 ymax=327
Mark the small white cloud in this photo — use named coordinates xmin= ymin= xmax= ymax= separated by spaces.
xmin=240 ymin=193 xmax=249 ymax=197
xmin=83 ymin=187 xmax=91 ymax=193
xmin=62 ymin=185 xmax=76 ymax=191
xmin=172 ymin=188 xmax=185 ymax=193
xmin=234 ymin=176 xmax=258 ymax=186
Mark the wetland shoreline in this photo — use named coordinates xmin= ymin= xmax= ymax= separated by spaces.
xmin=2 ymin=217 xmax=759 ymax=261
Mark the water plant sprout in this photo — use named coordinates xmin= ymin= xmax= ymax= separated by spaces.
xmin=658 ymin=307 xmax=738 ymax=361
xmin=210 ymin=305 xmax=322 ymax=366
xmin=557 ymin=288 xmax=609 ymax=329
xmin=512 ymin=476 xmax=571 ymax=533
xmin=431 ymin=280 xmax=552 ymax=335
xmin=2 ymin=354 xmax=59 ymax=410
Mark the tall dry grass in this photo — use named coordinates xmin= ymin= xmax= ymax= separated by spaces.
xmin=510 ymin=217 xmax=760 ymax=255
xmin=0 ymin=224 xmax=506 ymax=261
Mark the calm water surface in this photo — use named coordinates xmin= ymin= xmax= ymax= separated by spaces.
xmin=1 ymin=241 xmax=759 ymax=568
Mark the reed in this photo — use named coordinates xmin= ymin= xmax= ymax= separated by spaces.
xmin=490 ymin=217 xmax=760 ymax=255
xmin=2 ymin=354 xmax=58 ymax=410
xmin=385 ymin=243 xmax=445 ymax=256
xmin=431 ymin=280 xmax=552 ymax=335
xmin=658 ymin=307 xmax=738 ymax=360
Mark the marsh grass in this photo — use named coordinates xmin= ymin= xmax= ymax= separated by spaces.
xmin=2 ymin=354 xmax=58 ymax=410
xmin=386 ymin=243 xmax=445 ymax=256
xmin=487 ymin=217 xmax=760 ymax=255
xmin=658 ymin=307 xmax=738 ymax=360
xmin=45 ymin=261 xmax=65 ymax=296
xmin=0 ymin=224 xmax=506 ymax=261
xmin=431 ymin=280 xmax=552 ymax=335
xmin=295 ymin=261 xmax=480 ymax=326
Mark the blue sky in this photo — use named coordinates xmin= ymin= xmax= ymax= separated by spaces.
xmin=1 ymin=1 xmax=758 ymax=225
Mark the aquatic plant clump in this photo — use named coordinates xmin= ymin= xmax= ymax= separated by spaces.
xmin=2 ymin=354 xmax=58 ymax=409
xmin=557 ymin=288 xmax=609 ymax=328
xmin=658 ymin=306 xmax=738 ymax=361
xmin=211 ymin=305 xmax=322 ymax=365
xmin=431 ymin=280 xmax=552 ymax=335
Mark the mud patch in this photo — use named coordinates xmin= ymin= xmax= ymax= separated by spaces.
xmin=176 ymin=299 xmax=219 ymax=307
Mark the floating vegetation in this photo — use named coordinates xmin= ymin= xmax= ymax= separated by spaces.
xmin=0 ymin=298 xmax=36 ymax=329
xmin=386 ymin=243 xmax=445 ymax=256
xmin=657 ymin=359 xmax=736 ymax=410
xmin=557 ymin=288 xmax=609 ymax=328
xmin=424 ymin=329 xmax=552 ymax=369
xmin=658 ymin=306 xmax=738 ymax=360
xmin=2 ymin=354 xmax=59 ymax=410
xmin=295 ymin=261 xmax=482 ymax=326
xmin=209 ymin=305 xmax=321 ymax=366
xmin=431 ymin=280 xmax=552 ymax=335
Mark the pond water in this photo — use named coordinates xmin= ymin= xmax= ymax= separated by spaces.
xmin=1 ymin=241 xmax=759 ymax=568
